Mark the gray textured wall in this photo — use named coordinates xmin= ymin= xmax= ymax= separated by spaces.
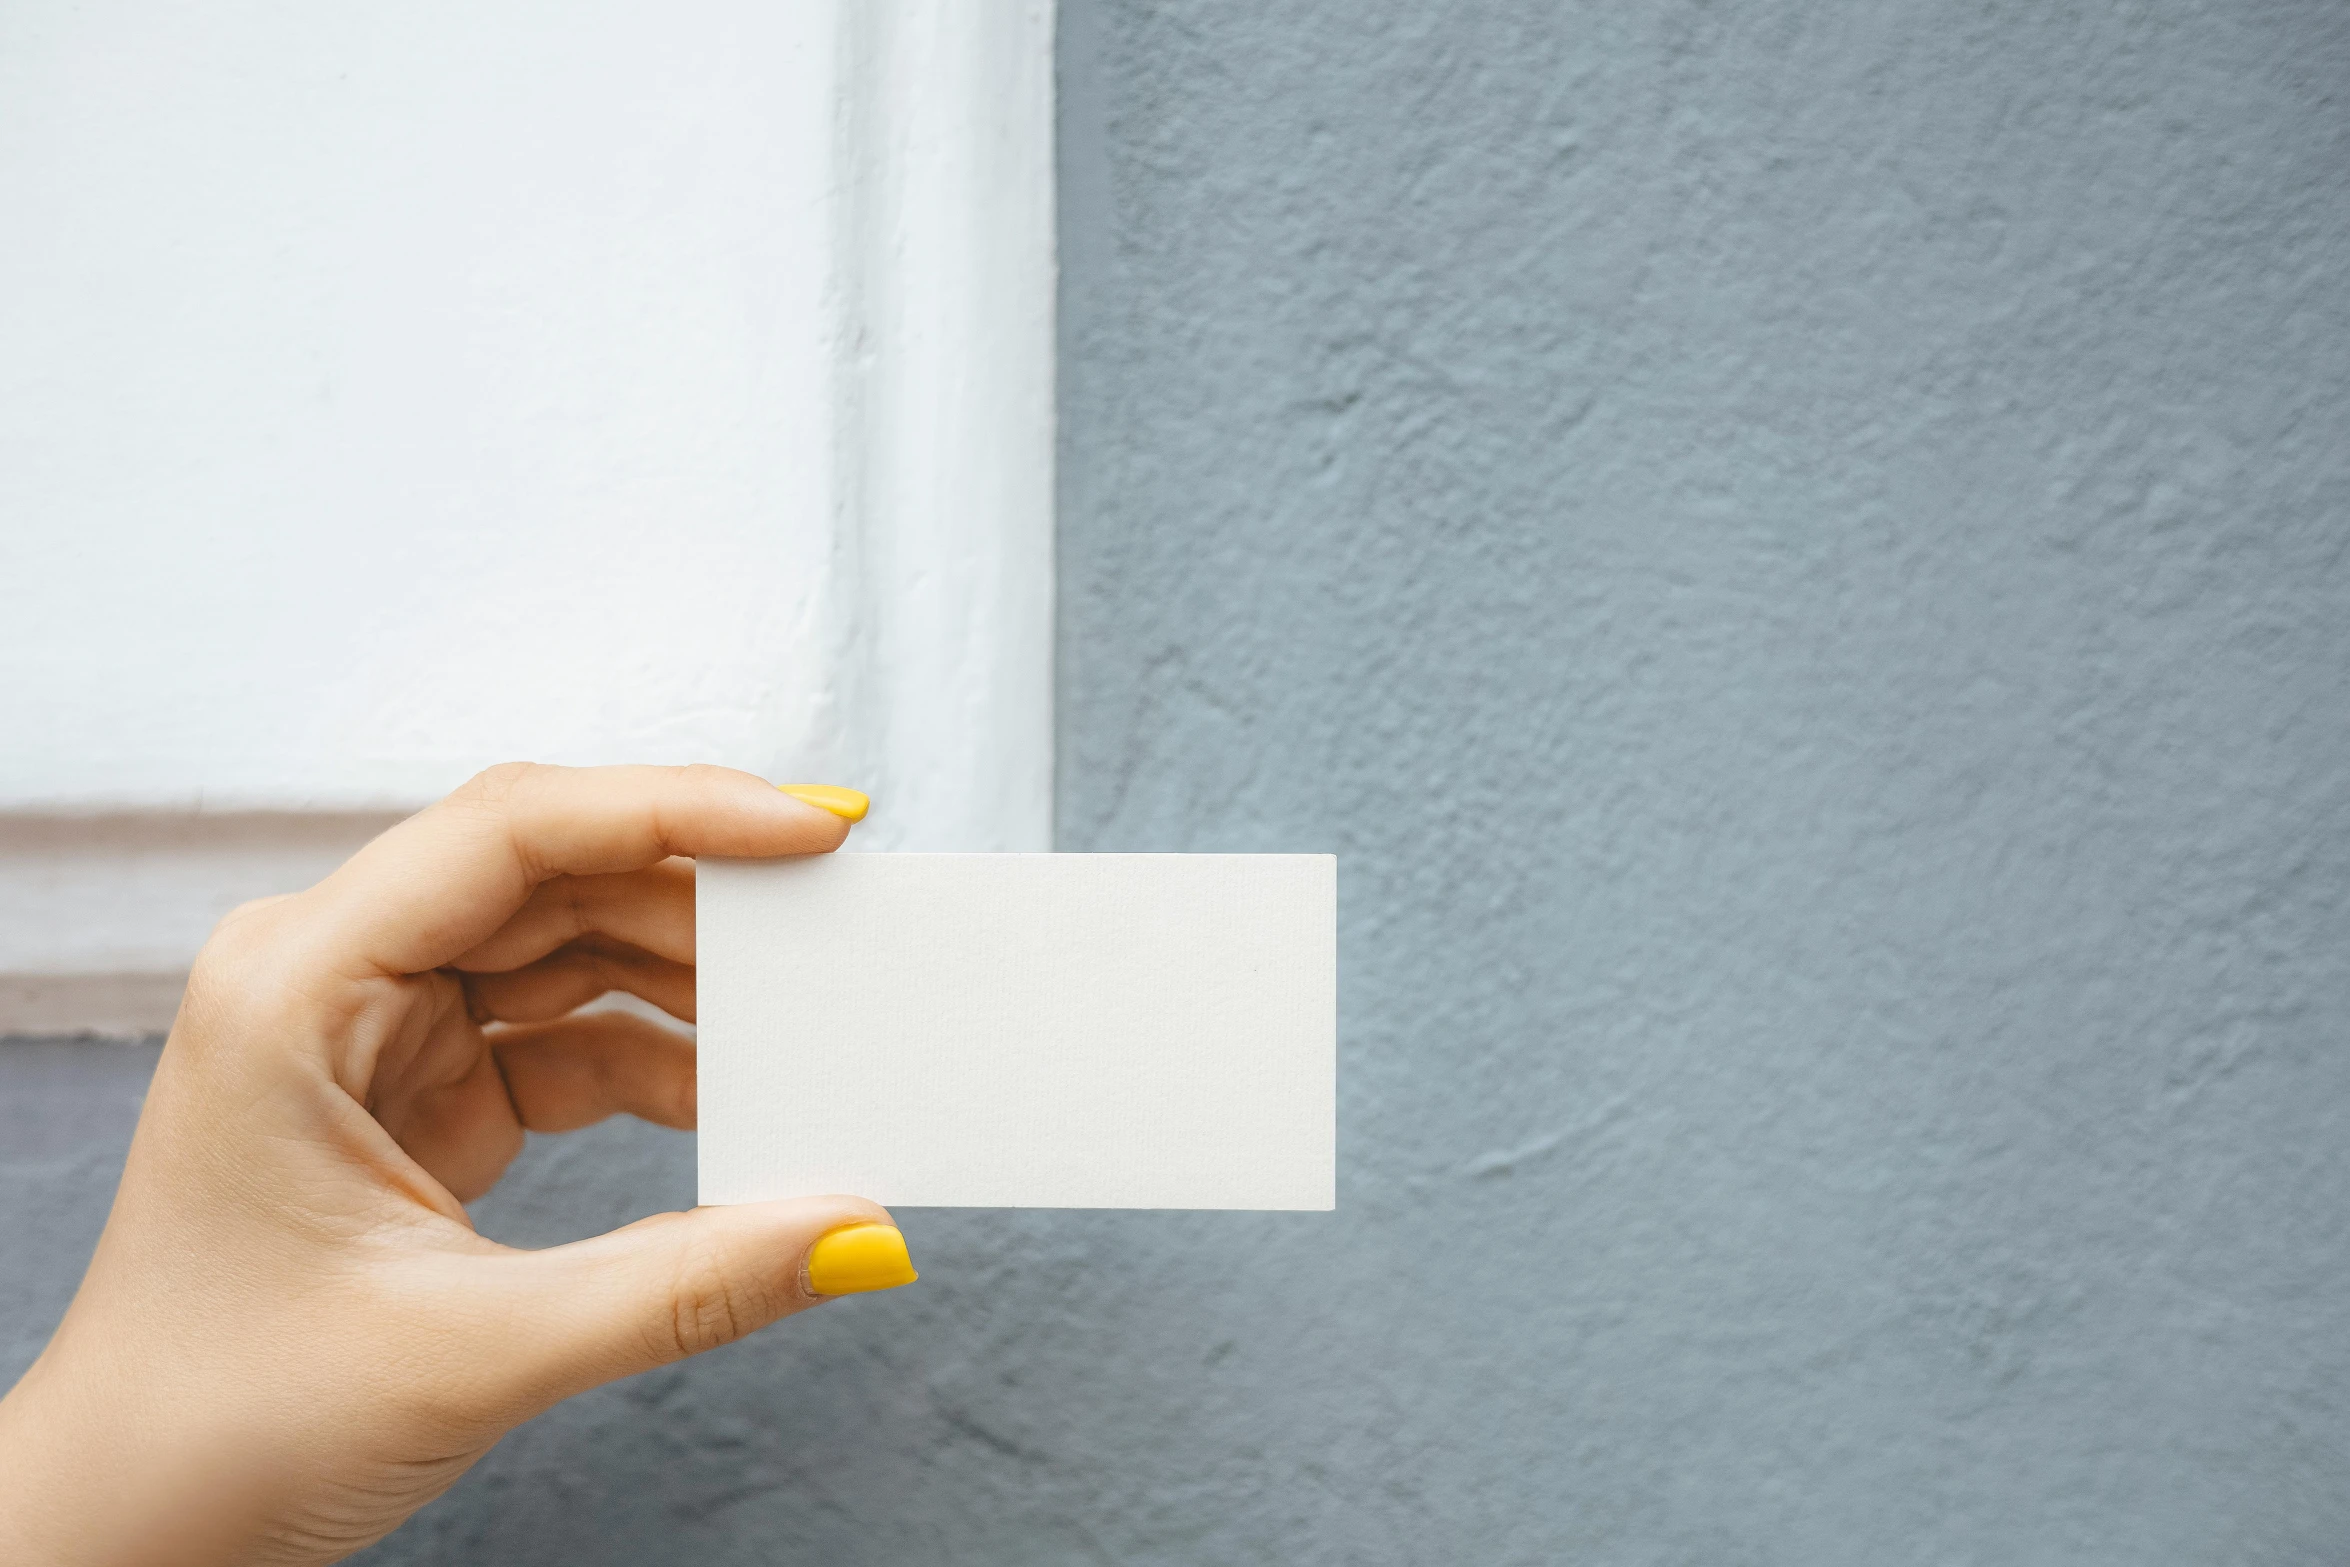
xmin=1054 ymin=0 xmax=2350 ymax=1556
xmin=9 ymin=0 xmax=2350 ymax=1561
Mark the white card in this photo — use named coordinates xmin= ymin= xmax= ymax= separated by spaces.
xmin=697 ymin=854 xmax=1336 ymax=1210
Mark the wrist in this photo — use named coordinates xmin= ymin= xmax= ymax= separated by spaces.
xmin=0 ymin=1345 xmax=260 ymax=1567
xmin=0 ymin=1354 xmax=105 ymax=1566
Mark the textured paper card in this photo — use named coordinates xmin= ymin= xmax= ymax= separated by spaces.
xmin=698 ymin=854 xmax=1335 ymax=1210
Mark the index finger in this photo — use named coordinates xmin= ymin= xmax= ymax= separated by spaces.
xmin=308 ymin=763 xmax=852 ymax=977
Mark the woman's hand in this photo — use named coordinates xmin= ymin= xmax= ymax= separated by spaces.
xmin=0 ymin=764 xmax=916 ymax=1567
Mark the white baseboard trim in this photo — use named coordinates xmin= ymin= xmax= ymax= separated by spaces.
xmin=0 ymin=972 xmax=693 ymax=1041
xmin=0 ymin=812 xmax=408 ymax=1033
xmin=0 ymin=974 xmax=187 ymax=1038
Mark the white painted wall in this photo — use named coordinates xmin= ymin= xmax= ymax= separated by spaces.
xmin=0 ymin=2 xmax=1055 ymax=1019
xmin=0 ymin=1 xmax=1052 ymax=843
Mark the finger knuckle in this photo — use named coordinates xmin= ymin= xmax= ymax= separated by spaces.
xmin=665 ymin=1242 xmax=774 ymax=1362
xmin=188 ymin=897 xmax=286 ymax=990
xmin=179 ymin=901 xmax=309 ymax=1046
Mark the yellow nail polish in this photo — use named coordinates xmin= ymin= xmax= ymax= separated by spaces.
xmin=778 ymin=784 xmax=869 ymax=823
xmin=805 ymin=1223 xmax=917 ymax=1296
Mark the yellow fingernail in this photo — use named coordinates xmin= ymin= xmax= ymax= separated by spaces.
xmin=778 ymin=784 xmax=869 ymax=823
xmin=805 ymin=1223 xmax=917 ymax=1296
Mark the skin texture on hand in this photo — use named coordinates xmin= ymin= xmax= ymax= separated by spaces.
xmin=0 ymin=764 xmax=903 ymax=1567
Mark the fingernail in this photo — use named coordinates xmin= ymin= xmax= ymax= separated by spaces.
xmin=778 ymin=784 xmax=870 ymax=823
xmin=804 ymin=1223 xmax=918 ymax=1296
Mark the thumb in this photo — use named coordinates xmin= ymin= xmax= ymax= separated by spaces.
xmin=489 ymin=1197 xmax=917 ymax=1406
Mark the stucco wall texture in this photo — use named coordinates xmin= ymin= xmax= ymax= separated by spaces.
xmin=6 ymin=1 xmax=2350 ymax=1561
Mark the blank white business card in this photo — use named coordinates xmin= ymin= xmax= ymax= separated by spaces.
xmin=697 ymin=854 xmax=1336 ymax=1210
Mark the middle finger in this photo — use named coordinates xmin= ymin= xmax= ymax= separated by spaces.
xmin=463 ymin=935 xmax=697 ymax=1024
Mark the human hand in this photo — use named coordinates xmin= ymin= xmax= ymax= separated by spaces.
xmin=0 ymin=764 xmax=918 ymax=1566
